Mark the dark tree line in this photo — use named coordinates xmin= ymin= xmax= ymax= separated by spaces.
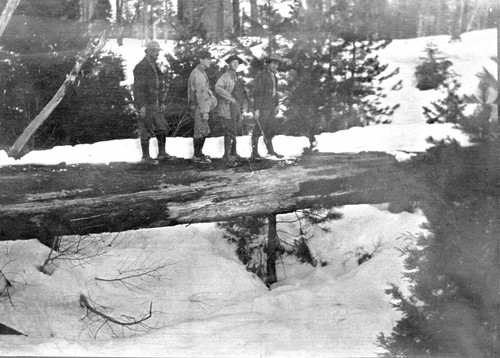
xmin=0 ymin=0 xmax=134 ymax=150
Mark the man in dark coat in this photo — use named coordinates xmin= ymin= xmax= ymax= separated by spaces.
xmin=133 ymin=40 xmax=175 ymax=164
xmin=251 ymin=54 xmax=284 ymax=159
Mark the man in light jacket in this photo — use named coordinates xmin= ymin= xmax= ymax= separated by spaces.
xmin=187 ymin=51 xmax=217 ymax=164
xmin=215 ymin=54 xmax=248 ymax=167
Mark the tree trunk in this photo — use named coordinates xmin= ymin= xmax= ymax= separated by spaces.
xmin=0 ymin=152 xmax=424 ymax=244
xmin=177 ymin=0 xmax=185 ymax=24
xmin=115 ymin=0 xmax=122 ymax=23
xmin=163 ymin=0 xmax=169 ymax=41
xmin=80 ymin=0 xmax=98 ymax=22
xmin=218 ymin=0 xmax=225 ymax=39
xmin=266 ymin=214 xmax=279 ymax=284
xmin=250 ymin=0 xmax=259 ymax=35
xmin=451 ymin=0 xmax=465 ymax=40
xmin=0 ymin=0 xmax=21 ymax=39
xmin=233 ymin=0 xmax=240 ymax=35
xmin=267 ymin=0 xmax=273 ymax=55
xmin=436 ymin=0 xmax=448 ymax=35
xmin=497 ymin=4 xmax=499 ymax=138
xmin=7 ymin=36 xmax=106 ymax=159
xmin=186 ymin=0 xmax=194 ymax=26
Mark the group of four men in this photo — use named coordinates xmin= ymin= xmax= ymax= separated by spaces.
xmin=133 ymin=40 xmax=283 ymax=166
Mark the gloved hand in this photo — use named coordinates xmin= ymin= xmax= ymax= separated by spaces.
xmin=202 ymin=113 xmax=209 ymax=120
xmin=139 ymin=106 xmax=146 ymax=118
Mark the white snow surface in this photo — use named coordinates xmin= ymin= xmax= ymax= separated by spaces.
xmin=0 ymin=29 xmax=497 ymax=357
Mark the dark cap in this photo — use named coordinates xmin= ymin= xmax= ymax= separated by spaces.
xmin=198 ymin=51 xmax=213 ymax=60
xmin=265 ymin=54 xmax=282 ymax=64
xmin=145 ymin=41 xmax=162 ymax=51
xmin=225 ymin=54 xmax=245 ymax=65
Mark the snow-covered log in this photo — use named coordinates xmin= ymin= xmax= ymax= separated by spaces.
xmin=0 ymin=152 xmax=420 ymax=243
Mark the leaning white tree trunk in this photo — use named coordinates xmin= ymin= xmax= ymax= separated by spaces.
xmin=7 ymin=35 xmax=106 ymax=159
xmin=0 ymin=0 xmax=21 ymax=39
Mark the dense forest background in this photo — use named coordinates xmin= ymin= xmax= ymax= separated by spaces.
xmin=0 ymin=0 xmax=497 ymax=150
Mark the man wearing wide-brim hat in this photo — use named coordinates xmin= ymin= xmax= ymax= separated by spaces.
xmin=215 ymin=54 xmax=248 ymax=166
xmin=133 ymin=40 xmax=176 ymax=164
xmin=251 ymin=54 xmax=284 ymax=159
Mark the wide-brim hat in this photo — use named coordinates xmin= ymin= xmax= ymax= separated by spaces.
xmin=265 ymin=54 xmax=282 ymax=64
xmin=198 ymin=51 xmax=213 ymax=60
xmin=145 ymin=41 xmax=162 ymax=51
xmin=225 ymin=54 xmax=245 ymax=65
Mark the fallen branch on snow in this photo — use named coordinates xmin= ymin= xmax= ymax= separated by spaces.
xmin=79 ymin=294 xmax=153 ymax=338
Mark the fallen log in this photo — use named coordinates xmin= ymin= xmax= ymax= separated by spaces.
xmin=0 ymin=152 xmax=423 ymax=243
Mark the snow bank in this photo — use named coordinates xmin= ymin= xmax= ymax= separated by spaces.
xmin=0 ymin=205 xmax=427 ymax=357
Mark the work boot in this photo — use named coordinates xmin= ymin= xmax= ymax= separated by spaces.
xmin=192 ymin=138 xmax=211 ymax=164
xmin=200 ymin=137 xmax=211 ymax=160
xmin=223 ymin=135 xmax=237 ymax=167
xmin=230 ymin=138 xmax=243 ymax=161
xmin=192 ymin=155 xmax=211 ymax=164
xmin=140 ymin=140 xmax=158 ymax=164
xmin=266 ymin=139 xmax=284 ymax=159
xmin=251 ymin=135 xmax=262 ymax=160
xmin=156 ymin=135 xmax=177 ymax=161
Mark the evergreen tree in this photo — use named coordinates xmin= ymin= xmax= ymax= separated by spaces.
xmin=461 ymin=63 xmax=499 ymax=142
xmin=37 ymin=53 xmax=136 ymax=146
xmin=276 ymin=1 xmax=398 ymax=146
xmin=378 ymin=140 xmax=500 ymax=357
xmin=415 ymin=42 xmax=453 ymax=91
xmin=423 ymin=77 xmax=466 ymax=124
xmin=0 ymin=0 xmax=135 ymax=149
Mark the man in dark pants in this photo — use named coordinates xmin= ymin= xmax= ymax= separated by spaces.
xmin=133 ymin=40 xmax=175 ymax=164
xmin=251 ymin=54 xmax=284 ymax=160
xmin=187 ymin=51 xmax=218 ymax=164
xmin=215 ymin=54 xmax=248 ymax=167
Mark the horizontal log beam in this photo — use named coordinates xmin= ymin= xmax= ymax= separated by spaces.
xmin=0 ymin=153 xmax=418 ymax=243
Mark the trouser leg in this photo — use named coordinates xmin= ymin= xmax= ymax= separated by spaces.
xmin=200 ymin=137 xmax=206 ymax=157
xmin=223 ymin=135 xmax=232 ymax=159
xmin=141 ymin=139 xmax=151 ymax=159
xmin=251 ymin=132 xmax=260 ymax=159
xmin=193 ymin=138 xmax=202 ymax=157
xmin=156 ymin=134 xmax=166 ymax=156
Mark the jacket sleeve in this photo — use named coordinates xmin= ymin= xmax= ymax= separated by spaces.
xmin=193 ymin=70 xmax=216 ymax=114
xmin=215 ymin=73 xmax=235 ymax=102
xmin=133 ymin=63 xmax=148 ymax=109
xmin=274 ymin=76 xmax=279 ymax=107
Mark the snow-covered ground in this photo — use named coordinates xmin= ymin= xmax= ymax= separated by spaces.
xmin=0 ymin=29 xmax=497 ymax=357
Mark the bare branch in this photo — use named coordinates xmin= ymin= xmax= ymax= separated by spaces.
xmin=0 ymin=247 xmax=26 ymax=307
xmin=79 ymin=294 xmax=153 ymax=338
xmin=0 ymin=269 xmax=14 ymax=306
xmin=39 ymin=232 xmax=124 ymax=275
xmin=94 ymin=256 xmax=175 ymax=293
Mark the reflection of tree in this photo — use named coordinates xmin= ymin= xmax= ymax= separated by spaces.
xmin=219 ymin=209 xmax=342 ymax=286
